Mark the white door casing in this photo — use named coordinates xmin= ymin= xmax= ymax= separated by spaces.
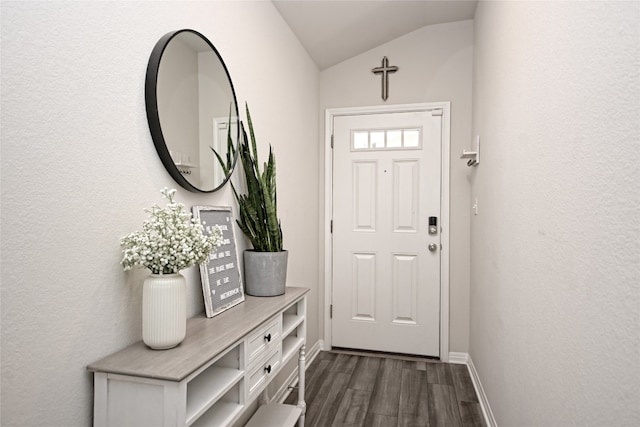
xmin=323 ymin=103 xmax=450 ymax=361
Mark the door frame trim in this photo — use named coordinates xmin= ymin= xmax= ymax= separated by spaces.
xmin=323 ymin=102 xmax=451 ymax=361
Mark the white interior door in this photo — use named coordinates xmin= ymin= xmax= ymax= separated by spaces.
xmin=331 ymin=110 xmax=442 ymax=357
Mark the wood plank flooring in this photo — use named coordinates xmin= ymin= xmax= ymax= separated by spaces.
xmin=284 ymin=350 xmax=485 ymax=427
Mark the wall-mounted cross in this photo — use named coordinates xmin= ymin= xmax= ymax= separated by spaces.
xmin=372 ymin=56 xmax=398 ymax=101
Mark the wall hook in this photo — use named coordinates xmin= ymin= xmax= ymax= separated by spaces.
xmin=461 ymin=136 xmax=480 ymax=167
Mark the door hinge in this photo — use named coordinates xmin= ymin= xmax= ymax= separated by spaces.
xmin=330 ymin=304 xmax=333 ymax=318
xmin=431 ymin=109 xmax=443 ymax=116
xmin=331 ymin=134 xmax=334 ymax=148
xmin=330 ymin=219 xmax=333 ymax=233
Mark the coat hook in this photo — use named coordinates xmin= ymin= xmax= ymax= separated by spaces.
xmin=461 ymin=136 xmax=480 ymax=167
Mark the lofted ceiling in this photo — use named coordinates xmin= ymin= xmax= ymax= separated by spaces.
xmin=272 ymin=0 xmax=478 ymax=70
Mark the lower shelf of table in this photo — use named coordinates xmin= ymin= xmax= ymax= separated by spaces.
xmin=245 ymin=403 xmax=301 ymax=427
xmin=190 ymin=402 xmax=244 ymax=427
xmin=282 ymin=336 xmax=304 ymax=365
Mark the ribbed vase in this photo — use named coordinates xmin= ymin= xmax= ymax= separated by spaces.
xmin=142 ymin=273 xmax=186 ymax=350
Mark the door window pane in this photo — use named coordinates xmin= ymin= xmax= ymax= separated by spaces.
xmin=387 ymin=130 xmax=402 ymax=148
xmin=353 ymin=131 xmax=369 ymax=149
xmin=403 ymin=130 xmax=420 ymax=147
xmin=370 ymin=131 xmax=385 ymax=148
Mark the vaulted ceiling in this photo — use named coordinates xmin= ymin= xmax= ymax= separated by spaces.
xmin=272 ymin=0 xmax=478 ymax=70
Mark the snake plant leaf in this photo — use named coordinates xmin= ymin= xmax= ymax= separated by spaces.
xmin=245 ymin=103 xmax=260 ymax=170
xmin=210 ymin=146 xmax=229 ymax=177
xmin=261 ymin=149 xmax=281 ymax=251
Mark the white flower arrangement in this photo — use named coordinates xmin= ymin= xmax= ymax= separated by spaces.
xmin=121 ymin=188 xmax=223 ymax=275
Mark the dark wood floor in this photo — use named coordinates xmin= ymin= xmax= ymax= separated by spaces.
xmin=284 ymin=350 xmax=485 ymax=427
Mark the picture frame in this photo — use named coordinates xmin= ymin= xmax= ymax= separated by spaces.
xmin=192 ymin=206 xmax=244 ymax=317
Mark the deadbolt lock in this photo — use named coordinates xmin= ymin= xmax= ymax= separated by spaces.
xmin=429 ymin=216 xmax=438 ymax=235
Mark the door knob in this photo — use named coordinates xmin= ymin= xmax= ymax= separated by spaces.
xmin=428 ymin=243 xmax=438 ymax=252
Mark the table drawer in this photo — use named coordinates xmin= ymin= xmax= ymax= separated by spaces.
xmin=246 ymin=316 xmax=281 ymax=365
xmin=247 ymin=347 xmax=282 ymax=399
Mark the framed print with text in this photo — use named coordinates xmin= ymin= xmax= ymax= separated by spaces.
xmin=192 ymin=206 xmax=244 ymax=317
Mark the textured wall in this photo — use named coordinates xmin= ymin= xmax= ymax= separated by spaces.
xmin=0 ymin=1 xmax=318 ymax=425
xmin=319 ymin=20 xmax=474 ymax=353
xmin=470 ymin=1 xmax=640 ymax=425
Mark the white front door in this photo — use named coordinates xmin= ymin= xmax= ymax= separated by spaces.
xmin=331 ymin=109 xmax=442 ymax=357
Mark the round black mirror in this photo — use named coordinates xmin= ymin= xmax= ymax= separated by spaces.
xmin=145 ymin=29 xmax=239 ymax=193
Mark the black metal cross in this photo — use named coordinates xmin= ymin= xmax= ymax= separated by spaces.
xmin=372 ymin=56 xmax=398 ymax=101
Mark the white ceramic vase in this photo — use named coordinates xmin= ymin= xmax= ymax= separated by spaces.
xmin=142 ymin=273 xmax=186 ymax=350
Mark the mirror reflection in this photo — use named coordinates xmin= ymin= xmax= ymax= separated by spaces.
xmin=146 ymin=29 xmax=239 ymax=193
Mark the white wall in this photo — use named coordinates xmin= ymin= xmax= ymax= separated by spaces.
xmin=470 ymin=1 xmax=640 ymax=425
xmin=320 ymin=20 xmax=474 ymax=352
xmin=0 ymin=1 xmax=319 ymax=426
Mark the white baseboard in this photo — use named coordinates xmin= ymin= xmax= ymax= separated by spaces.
xmin=448 ymin=352 xmax=469 ymax=364
xmin=273 ymin=340 xmax=323 ymax=403
xmin=464 ymin=353 xmax=498 ymax=427
xmin=306 ymin=340 xmax=322 ymax=366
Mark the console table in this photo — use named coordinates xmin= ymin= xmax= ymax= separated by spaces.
xmin=87 ymin=287 xmax=309 ymax=427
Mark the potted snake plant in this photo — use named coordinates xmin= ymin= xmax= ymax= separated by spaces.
xmin=231 ymin=104 xmax=286 ymax=296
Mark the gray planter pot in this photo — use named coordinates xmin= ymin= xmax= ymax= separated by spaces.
xmin=243 ymin=250 xmax=288 ymax=297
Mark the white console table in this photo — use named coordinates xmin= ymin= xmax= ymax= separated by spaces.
xmin=87 ymin=287 xmax=309 ymax=427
